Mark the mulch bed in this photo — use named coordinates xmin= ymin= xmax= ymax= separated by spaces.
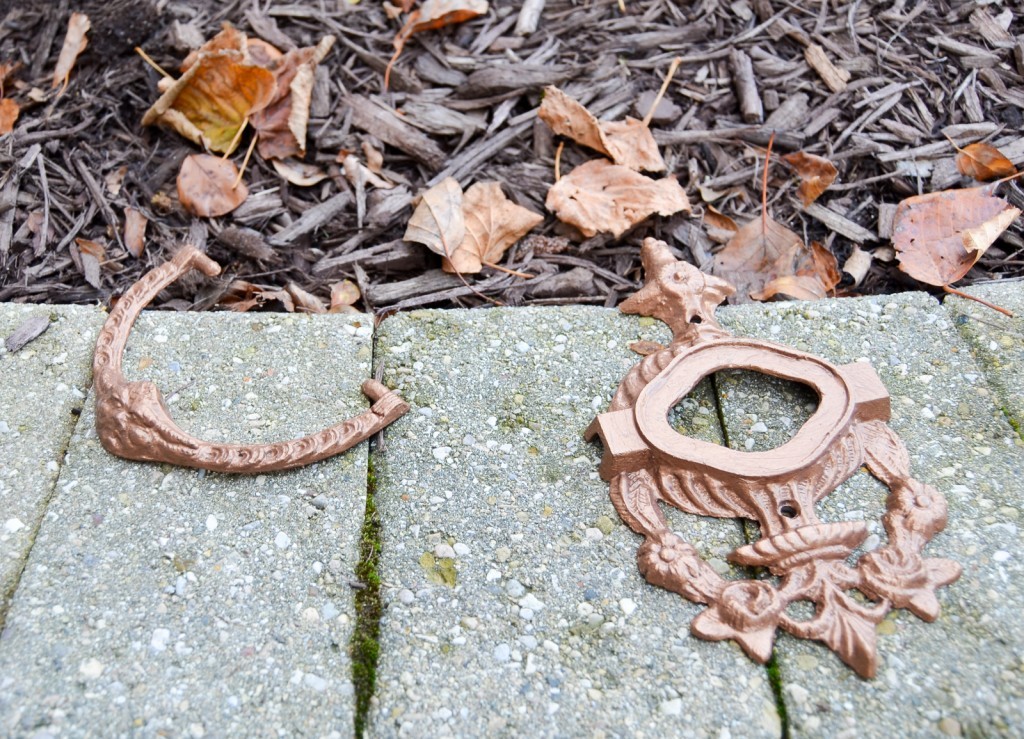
xmin=0 ymin=0 xmax=1021 ymax=313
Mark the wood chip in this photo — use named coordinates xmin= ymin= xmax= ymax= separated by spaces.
xmin=5 ymin=314 xmax=50 ymax=353
xmin=800 ymin=201 xmax=877 ymax=243
xmin=804 ymin=44 xmax=850 ymax=93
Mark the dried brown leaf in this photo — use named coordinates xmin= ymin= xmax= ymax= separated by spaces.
xmin=782 ymin=151 xmax=838 ymax=207
xmin=219 ymin=280 xmax=294 ymax=312
xmin=75 ymin=238 xmax=105 ymax=289
xmin=751 ymin=275 xmax=828 ymax=301
xmin=330 ymin=280 xmax=361 ymax=313
xmin=251 ymin=35 xmax=335 ymax=160
xmin=545 ymin=159 xmax=690 ymax=238
xmin=444 ymin=181 xmax=543 ymax=273
xmin=894 ymin=186 xmax=1021 ymax=286
xmin=177 ymin=154 xmax=249 ymax=217
xmin=0 ymin=98 xmax=18 ymax=135
xmin=629 ymin=340 xmax=664 ymax=356
xmin=123 ymin=207 xmax=148 ymax=258
xmin=403 ymin=177 xmax=465 ymax=259
xmin=713 ymin=217 xmax=839 ymax=302
xmin=52 ymin=12 xmax=90 ymax=90
xmin=538 ymin=86 xmax=665 ymax=172
xmin=955 ymin=142 xmax=1017 ymax=182
xmin=388 ymin=0 xmax=488 ymax=88
xmin=285 ymin=282 xmax=326 ymax=313
xmin=105 ymin=166 xmax=128 ymax=196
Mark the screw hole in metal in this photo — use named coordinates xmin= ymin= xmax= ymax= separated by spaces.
xmin=779 ymin=502 xmax=798 ymax=518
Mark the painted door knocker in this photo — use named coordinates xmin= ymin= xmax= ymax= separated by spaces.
xmin=93 ymin=245 xmax=409 ymax=473
xmin=586 ymin=238 xmax=961 ymax=678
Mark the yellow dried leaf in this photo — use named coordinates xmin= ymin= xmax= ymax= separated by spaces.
xmin=142 ymin=49 xmax=276 ymax=154
xmin=545 ymin=159 xmax=689 ymax=238
xmin=177 ymin=154 xmax=249 ymax=217
xmin=444 ymin=181 xmax=543 ymax=274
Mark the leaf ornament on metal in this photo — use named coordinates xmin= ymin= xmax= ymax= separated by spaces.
xmin=585 ymin=237 xmax=960 ymax=678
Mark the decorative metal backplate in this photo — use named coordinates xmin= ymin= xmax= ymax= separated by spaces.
xmin=586 ymin=238 xmax=960 ymax=678
xmin=93 ymin=245 xmax=409 ymax=473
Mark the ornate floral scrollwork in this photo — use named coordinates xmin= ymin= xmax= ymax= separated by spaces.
xmin=586 ymin=237 xmax=961 ymax=678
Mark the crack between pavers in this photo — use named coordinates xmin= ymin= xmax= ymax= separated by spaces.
xmin=349 ymin=328 xmax=387 ymax=739
xmin=708 ymin=371 xmax=790 ymax=739
xmin=0 ymin=390 xmax=89 ymax=634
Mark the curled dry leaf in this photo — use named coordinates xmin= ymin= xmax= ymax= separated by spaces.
xmin=538 ymin=86 xmax=665 ymax=173
xmin=387 ymin=0 xmax=489 ymax=88
xmin=177 ymin=154 xmax=249 ymax=217
xmin=750 ymin=241 xmax=841 ymax=302
xmin=842 ymin=246 xmax=873 ymax=286
xmin=403 ymin=177 xmax=465 ymax=259
xmin=893 ymin=186 xmax=1021 ymax=286
xmin=285 ymin=282 xmax=326 ymax=313
xmin=251 ymin=35 xmax=335 ymax=160
xmin=545 ymin=159 xmax=690 ymax=238
xmin=330 ymin=280 xmax=361 ymax=314
xmin=713 ymin=217 xmax=839 ymax=302
xmin=142 ymin=25 xmax=276 ymax=154
xmin=954 ymin=142 xmax=1017 ymax=182
xmin=74 ymin=238 xmax=105 ymax=289
xmin=123 ymin=207 xmax=148 ymax=258
xmin=782 ymin=151 xmax=838 ymax=207
xmin=271 ymin=158 xmax=328 ymax=186
xmin=52 ymin=12 xmax=90 ymax=90
xmin=219 ymin=280 xmax=294 ymax=312
xmin=444 ymin=181 xmax=543 ymax=274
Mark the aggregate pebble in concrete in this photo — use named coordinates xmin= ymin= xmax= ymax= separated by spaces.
xmin=0 ymin=312 xmax=376 ymax=738
xmin=714 ymin=293 xmax=1024 ymax=738
xmin=943 ymin=281 xmax=1024 ymax=439
xmin=0 ymin=304 xmax=104 ymax=617
xmin=370 ymin=307 xmax=781 ymax=738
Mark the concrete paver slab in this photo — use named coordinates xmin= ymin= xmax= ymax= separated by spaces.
xmin=370 ymin=307 xmax=781 ymax=738
xmin=944 ymin=281 xmax=1024 ymax=438
xmin=0 ymin=304 xmax=104 ymax=618
xmin=715 ymin=294 xmax=1024 ymax=737
xmin=0 ymin=311 xmax=375 ymax=738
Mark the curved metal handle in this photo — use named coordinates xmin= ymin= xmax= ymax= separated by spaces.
xmin=93 ymin=245 xmax=409 ymax=473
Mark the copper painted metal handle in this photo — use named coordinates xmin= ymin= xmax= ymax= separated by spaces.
xmin=92 ymin=245 xmax=409 ymax=473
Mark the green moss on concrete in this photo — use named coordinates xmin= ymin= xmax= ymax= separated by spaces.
xmin=351 ymin=457 xmax=383 ymax=739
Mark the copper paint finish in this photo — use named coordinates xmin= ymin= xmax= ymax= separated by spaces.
xmin=93 ymin=245 xmax=409 ymax=473
xmin=586 ymin=238 xmax=961 ymax=678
